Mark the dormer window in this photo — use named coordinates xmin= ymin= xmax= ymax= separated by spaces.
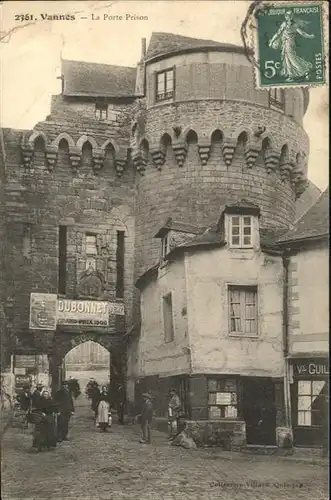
xmin=229 ymin=215 xmax=253 ymax=248
xmin=156 ymin=68 xmax=175 ymax=102
xmin=95 ymin=102 xmax=108 ymax=120
xmin=161 ymin=234 xmax=171 ymax=259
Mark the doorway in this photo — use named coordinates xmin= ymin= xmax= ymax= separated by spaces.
xmin=242 ymin=377 xmax=276 ymax=445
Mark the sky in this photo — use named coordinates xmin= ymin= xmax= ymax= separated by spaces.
xmin=0 ymin=0 xmax=329 ymax=190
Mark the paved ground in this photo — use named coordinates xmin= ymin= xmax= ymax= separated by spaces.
xmin=1 ymin=398 xmax=328 ymax=500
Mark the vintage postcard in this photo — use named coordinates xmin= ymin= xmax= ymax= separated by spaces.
xmin=0 ymin=1 xmax=329 ymax=499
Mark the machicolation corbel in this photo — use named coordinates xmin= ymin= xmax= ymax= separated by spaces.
xmin=173 ymin=140 xmax=187 ymax=167
xmin=264 ymin=149 xmax=280 ymax=174
xmin=150 ymin=146 xmax=166 ymax=170
xmin=69 ymin=148 xmax=81 ymax=173
xmin=280 ymin=160 xmax=293 ymax=181
xmin=132 ymin=151 xmax=147 ymax=174
xmin=45 ymin=147 xmax=58 ymax=172
xmin=222 ymin=138 xmax=237 ymax=167
xmin=198 ymin=139 xmax=211 ymax=166
xmin=21 ymin=145 xmax=34 ymax=169
xmin=92 ymin=149 xmax=105 ymax=175
xmin=244 ymin=138 xmax=262 ymax=169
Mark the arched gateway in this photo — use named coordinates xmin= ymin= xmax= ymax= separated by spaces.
xmin=48 ymin=331 xmax=125 ymax=399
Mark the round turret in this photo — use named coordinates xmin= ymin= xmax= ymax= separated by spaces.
xmin=131 ymin=38 xmax=308 ymax=279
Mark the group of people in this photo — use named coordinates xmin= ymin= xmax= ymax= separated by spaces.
xmin=84 ymin=379 xmax=183 ymax=444
xmin=16 ymin=380 xmax=75 ymax=452
xmin=136 ymin=388 xmax=183 ymax=445
xmin=17 ymin=378 xmax=183 ymax=448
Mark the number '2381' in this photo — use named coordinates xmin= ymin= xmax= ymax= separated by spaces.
xmin=264 ymin=60 xmax=281 ymax=79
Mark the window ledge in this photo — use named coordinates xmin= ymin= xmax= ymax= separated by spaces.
xmin=228 ymin=246 xmax=255 ymax=250
xmin=269 ymin=105 xmax=285 ymax=114
xmin=155 ymin=97 xmax=174 ymax=104
xmin=228 ymin=333 xmax=259 ymax=339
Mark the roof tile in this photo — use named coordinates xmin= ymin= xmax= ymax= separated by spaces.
xmin=62 ymin=59 xmax=137 ymax=98
xmin=278 ymin=187 xmax=329 ymax=243
xmin=146 ymin=32 xmax=244 ymax=60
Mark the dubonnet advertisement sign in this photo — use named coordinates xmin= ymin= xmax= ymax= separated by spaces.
xmin=29 ymin=294 xmax=124 ymax=330
xmin=29 ymin=293 xmax=57 ymax=330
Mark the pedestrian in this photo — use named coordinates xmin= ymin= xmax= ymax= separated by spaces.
xmin=168 ymin=389 xmax=182 ymax=440
xmin=17 ymin=384 xmax=32 ymax=429
xmin=32 ymin=389 xmax=57 ymax=452
xmin=85 ymin=378 xmax=100 ymax=417
xmin=68 ymin=377 xmax=81 ymax=400
xmin=138 ymin=392 xmax=153 ymax=444
xmin=17 ymin=384 xmax=32 ymax=412
xmin=96 ymin=385 xmax=111 ymax=432
xmin=31 ymin=383 xmax=44 ymax=410
xmin=54 ymin=380 xmax=75 ymax=442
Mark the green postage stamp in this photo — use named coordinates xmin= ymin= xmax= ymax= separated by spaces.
xmin=254 ymin=2 xmax=327 ymax=88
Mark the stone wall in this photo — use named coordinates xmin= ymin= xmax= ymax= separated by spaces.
xmin=2 ymin=93 xmax=136 ymax=363
xmin=134 ymin=98 xmax=309 ymax=278
xmin=184 ymin=419 xmax=246 ymax=450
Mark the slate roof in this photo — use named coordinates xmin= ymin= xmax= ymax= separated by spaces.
xmin=146 ymin=32 xmax=245 ymax=60
xmin=295 ymin=179 xmax=321 ymax=221
xmin=62 ymin=59 xmax=137 ymax=98
xmin=278 ymin=187 xmax=329 ymax=243
xmin=177 ymin=227 xmax=225 ymax=250
xmin=173 ymin=226 xmax=284 ymax=252
xmin=154 ymin=218 xmax=205 ymax=238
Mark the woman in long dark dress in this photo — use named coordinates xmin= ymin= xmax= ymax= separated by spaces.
xmin=32 ymin=390 xmax=57 ymax=452
xmin=96 ymin=386 xmax=111 ymax=432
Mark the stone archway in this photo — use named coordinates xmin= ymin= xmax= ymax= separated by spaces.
xmin=48 ymin=332 xmax=126 ymax=411
xmin=64 ymin=340 xmax=111 ymax=396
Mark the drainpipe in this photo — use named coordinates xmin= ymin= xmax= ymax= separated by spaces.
xmin=282 ymin=249 xmax=292 ymax=430
xmin=183 ymin=252 xmax=194 ymax=420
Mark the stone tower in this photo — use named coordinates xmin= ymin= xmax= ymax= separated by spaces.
xmin=132 ymin=33 xmax=309 ymax=280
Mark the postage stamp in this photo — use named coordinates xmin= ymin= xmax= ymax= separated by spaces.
xmin=253 ymin=2 xmax=327 ymax=88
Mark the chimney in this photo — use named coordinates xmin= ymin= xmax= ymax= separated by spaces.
xmin=141 ymin=38 xmax=146 ymax=60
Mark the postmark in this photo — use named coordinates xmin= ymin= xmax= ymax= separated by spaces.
xmin=251 ymin=2 xmax=327 ymax=88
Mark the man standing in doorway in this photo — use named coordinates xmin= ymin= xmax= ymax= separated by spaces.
xmin=168 ymin=389 xmax=182 ymax=440
xmin=55 ymin=380 xmax=75 ymax=441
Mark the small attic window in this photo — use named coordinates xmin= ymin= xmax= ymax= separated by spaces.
xmin=229 ymin=215 xmax=253 ymax=248
xmin=95 ymin=102 xmax=108 ymax=120
xmin=161 ymin=234 xmax=171 ymax=259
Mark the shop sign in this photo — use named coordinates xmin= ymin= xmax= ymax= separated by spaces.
xmin=14 ymin=368 xmax=26 ymax=375
xmin=216 ymin=392 xmax=232 ymax=405
xmin=29 ymin=293 xmax=57 ymax=330
xmin=15 ymin=355 xmax=37 ymax=369
xmin=15 ymin=375 xmax=32 ymax=388
xmin=30 ymin=294 xmax=125 ymax=330
xmin=57 ymin=299 xmax=110 ymax=327
xmin=293 ymin=359 xmax=329 ymax=377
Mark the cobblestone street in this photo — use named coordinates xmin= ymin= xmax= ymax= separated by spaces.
xmin=1 ymin=399 xmax=328 ymax=500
